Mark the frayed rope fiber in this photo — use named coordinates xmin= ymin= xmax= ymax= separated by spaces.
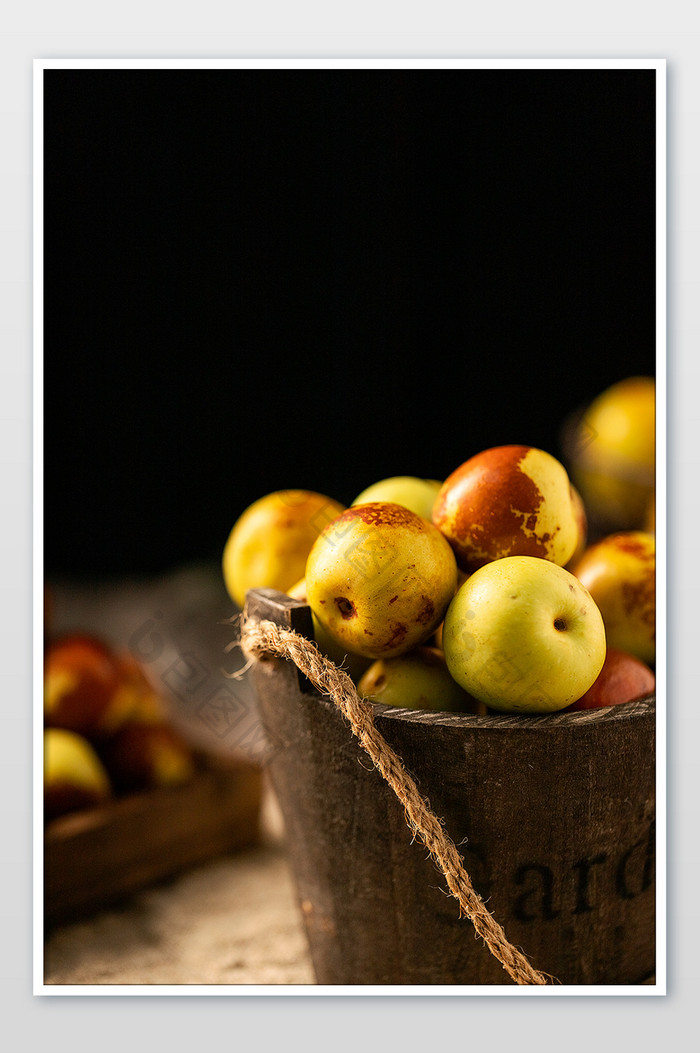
xmin=237 ymin=613 xmax=553 ymax=986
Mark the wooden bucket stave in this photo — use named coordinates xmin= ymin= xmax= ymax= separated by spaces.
xmin=247 ymin=588 xmax=656 ymax=986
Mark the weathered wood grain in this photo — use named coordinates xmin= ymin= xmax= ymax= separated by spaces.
xmin=44 ymin=757 xmax=263 ymax=928
xmin=248 ymin=588 xmax=656 ymax=986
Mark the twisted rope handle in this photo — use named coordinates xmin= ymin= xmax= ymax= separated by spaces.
xmin=239 ymin=614 xmax=554 ymax=986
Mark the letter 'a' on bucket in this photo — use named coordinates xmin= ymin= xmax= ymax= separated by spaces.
xmin=243 ymin=588 xmax=656 ymax=987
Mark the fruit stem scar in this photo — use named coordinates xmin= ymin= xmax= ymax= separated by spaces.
xmin=335 ymin=596 xmax=356 ymax=619
xmin=553 ymin=617 xmax=567 ymax=632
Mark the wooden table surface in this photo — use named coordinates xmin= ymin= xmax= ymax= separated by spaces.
xmin=44 ymin=565 xmax=315 ymax=987
xmin=42 ymin=564 xmax=657 ymax=990
xmin=44 ymin=789 xmax=316 ymax=987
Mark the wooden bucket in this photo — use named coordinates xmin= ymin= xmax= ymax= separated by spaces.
xmin=246 ymin=588 xmax=656 ymax=986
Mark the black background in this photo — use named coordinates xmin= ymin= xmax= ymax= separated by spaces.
xmin=43 ymin=68 xmax=657 ymax=578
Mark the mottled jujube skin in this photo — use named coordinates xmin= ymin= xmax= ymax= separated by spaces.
xmin=351 ymin=476 xmax=443 ymax=522
xmin=222 ymin=489 xmax=346 ymax=608
xmin=442 ymin=556 xmax=607 ymax=714
xmin=571 ymin=531 xmax=655 ymax=665
xmin=44 ymin=635 xmax=133 ymax=740
xmin=432 ymin=445 xmax=580 ymax=573
xmin=357 ymin=646 xmax=486 ymax=714
xmin=564 ymin=647 xmax=655 ymax=711
xmin=305 ymin=502 xmax=458 ymax=660
xmin=570 ymin=376 xmax=655 ymax=531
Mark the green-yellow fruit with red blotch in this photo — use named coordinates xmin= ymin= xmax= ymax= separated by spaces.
xmin=442 ymin=556 xmax=607 ymax=714
xmin=44 ymin=633 xmax=138 ymax=740
xmin=44 ymin=728 xmax=112 ymax=821
xmin=286 ymin=577 xmax=372 ymax=683
xmin=357 ymin=646 xmax=486 ymax=714
xmin=432 ymin=445 xmax=581 ymax=574
xmin=100 ymin=722 xmax=196 ymax=793
xmin=565 ymin=484 xmax=589 ymax=570
xmin=563 ymin=647 xmax=655 ymax=711
xmin=352 ymin=476 xmax=443 ymax=522
xmin=570 ymin=531 xmax=655 ymax=665
xmin=222 ymin=489 xmax=345 ymax=608
xmin=569 ymin=376 xmax=655 ymax=530
xmin=305 ymin=502 xmax=458 ymax=660
xmin=431 ymin=567 xmax=470 ymax=649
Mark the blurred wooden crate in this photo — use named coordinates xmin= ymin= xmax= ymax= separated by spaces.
xmin=44 ymin=756 xmax=263 ymax=928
